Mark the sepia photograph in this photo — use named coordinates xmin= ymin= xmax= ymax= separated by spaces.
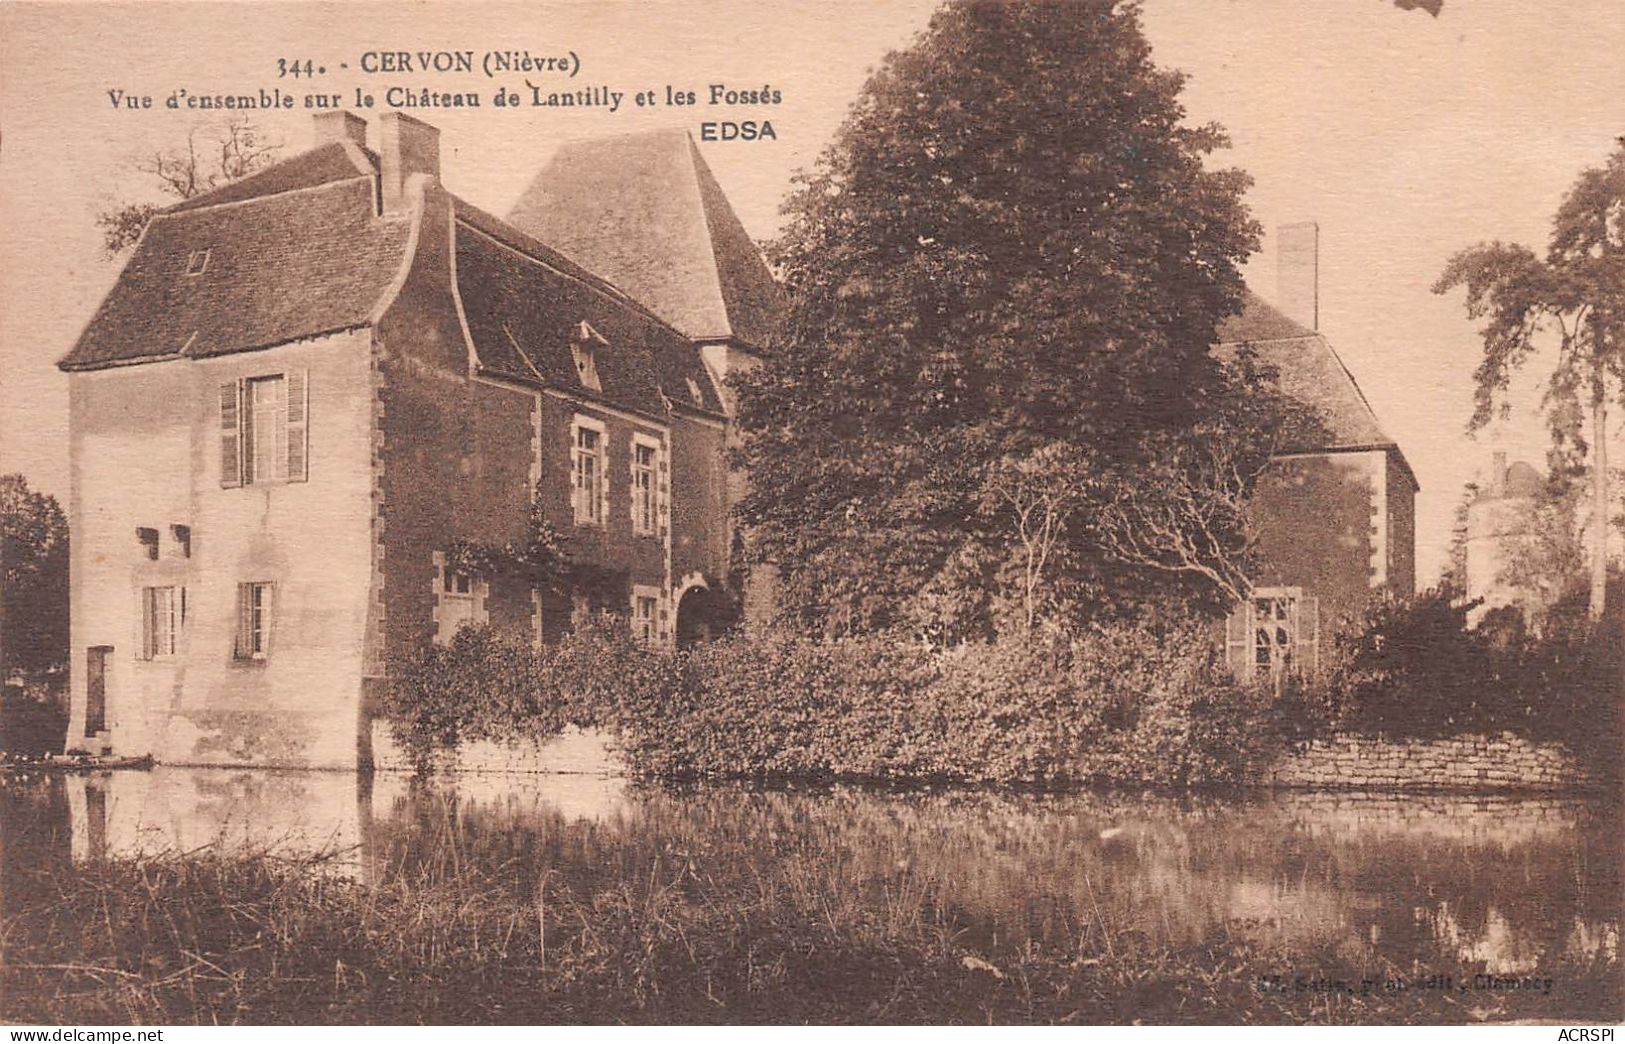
xmin=0 ymin=0 xmax=1620 ymax=1029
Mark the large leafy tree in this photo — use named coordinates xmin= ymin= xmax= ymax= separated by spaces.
xmin=1 ymin=475 xmax=69 ymax=677
xmin=735 ymin=0 xmax=1274 ymax=638
xmin=1434 ymin=142 xmax=1625 ymax=619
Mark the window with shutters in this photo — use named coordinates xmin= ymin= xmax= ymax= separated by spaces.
xmin=219 ymin=371 xmax=308 ymax=487
xmin=141 ymin=585 xmax=184 ymax=660
xmin=235 ymin=581 xmax=274 ymax=660
xmin=571 ymin=415 xmax=606 ymax=526
xmin=631 ymin=436 xmax=659 ymax=536
xmin=1225 ymin=587 xmax=1318 ymax=684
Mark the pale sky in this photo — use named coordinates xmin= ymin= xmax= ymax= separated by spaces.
xmin=2 ymin=0 xmax=1622 ymax=583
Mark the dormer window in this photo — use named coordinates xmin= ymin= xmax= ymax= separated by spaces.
xmin=571 ymin=320 xmax=605 ymax=392
xmin=186 ymin=250 xmax=210 ymax=276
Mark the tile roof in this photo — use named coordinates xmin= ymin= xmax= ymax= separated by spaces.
xmin=1216 ymin=291 xmax=1400 ymax=454
xmin=58 ymin=129 xmax=725 ymax=424
xmin=168 ymin=142 xmax=377 ymax=213
xmin=60 ymin=176 xmax=412 ymax=370
xmin=455 ymin=199 xmax=647 ymax=314
xmin=1215 ymin=291 xmax=1316 ymax=343
xmin=506 ymin=128 xmax=785 ymax=348
xmin=453 ymin=202 xmax=725 ymax=419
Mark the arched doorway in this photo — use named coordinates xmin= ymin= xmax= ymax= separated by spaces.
xmin=674 ymin=582 xmax=733 ymax=648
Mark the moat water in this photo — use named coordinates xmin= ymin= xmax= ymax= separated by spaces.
xmin=2 ymin=766 xmax=1618 ymax=995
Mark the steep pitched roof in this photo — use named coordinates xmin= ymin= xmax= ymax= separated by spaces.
xmin=1216 ymin=292 xmax=1404 ymax=459
xmin=168 ymin=141 xmax=377 ymax=213
xmin=58 ymin=127 xmax=726 ymax=421
xmin=1216 ymin=291 xmax=1317 ymax=344
xmin=506 ymin=129 xmax=785 ymax=348
xmin=453 ymin=200 xmax=726 ymax=419
xmin=60 ymin=176 xmax=412 ymax=370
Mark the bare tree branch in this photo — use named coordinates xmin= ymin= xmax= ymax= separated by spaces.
xmin=95 ymin=118 xmax=284 ymax=257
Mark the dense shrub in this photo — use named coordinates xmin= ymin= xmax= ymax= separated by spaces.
xmin=379 ymin=616 xmax=678 ymax=775
xmin=1330 ymin=590 xmax=1500 ymax=738
xmin=1 ymin=673 xmax=67 ymax=757
xmin=1327 ymin=588 xmax=1622 ymax=769
xmin=1064 ymin=618 xmax=1281 ymax=785
xmin=384 ymin=614 xmax=1288 ymax=787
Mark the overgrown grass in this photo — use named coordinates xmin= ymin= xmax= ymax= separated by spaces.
xmin=5 ymin=794 xmax=1617 ymax=1025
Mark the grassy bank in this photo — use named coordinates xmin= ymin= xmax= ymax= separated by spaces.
xmin=5 ymin=801 xmax=1617 ymax=1025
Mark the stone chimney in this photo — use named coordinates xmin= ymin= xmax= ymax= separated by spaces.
xmin=1277 ymin=222 xmax=1319 ymax=332
xmin=312 ymin=110 xmax=368 ymax=149
xmin=378 ymin=112 xmax=440 ymax=213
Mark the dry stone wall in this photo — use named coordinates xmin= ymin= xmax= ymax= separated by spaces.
xmin=365 ymin=721 xmax=1603 ymax=793
xmin=1269 ymin=731 xmax=1603 ymax=792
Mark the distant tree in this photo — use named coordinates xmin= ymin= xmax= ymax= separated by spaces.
xmin=95 ymin=117 xmax=282 ymax=256
xmin=0 ymin=475 xmax=68 ymax=678
xmin=1433 ymin=142 xmax=1625 ymax=619
xmin=736 ymin=0 xmax=1274 ymax=638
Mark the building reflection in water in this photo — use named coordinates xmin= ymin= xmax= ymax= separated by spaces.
xmin=19 ymin=767 xmax=1617 ymax=976
xmin=54 ymin=767 xmax=631 ymax=873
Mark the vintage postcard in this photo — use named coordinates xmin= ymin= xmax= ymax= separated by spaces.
xmin=1 ymin=0 xmax=1620 ymax=1030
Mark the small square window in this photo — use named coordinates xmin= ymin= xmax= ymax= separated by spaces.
xmin=186 ymin=249 xmax=210 ymax=276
